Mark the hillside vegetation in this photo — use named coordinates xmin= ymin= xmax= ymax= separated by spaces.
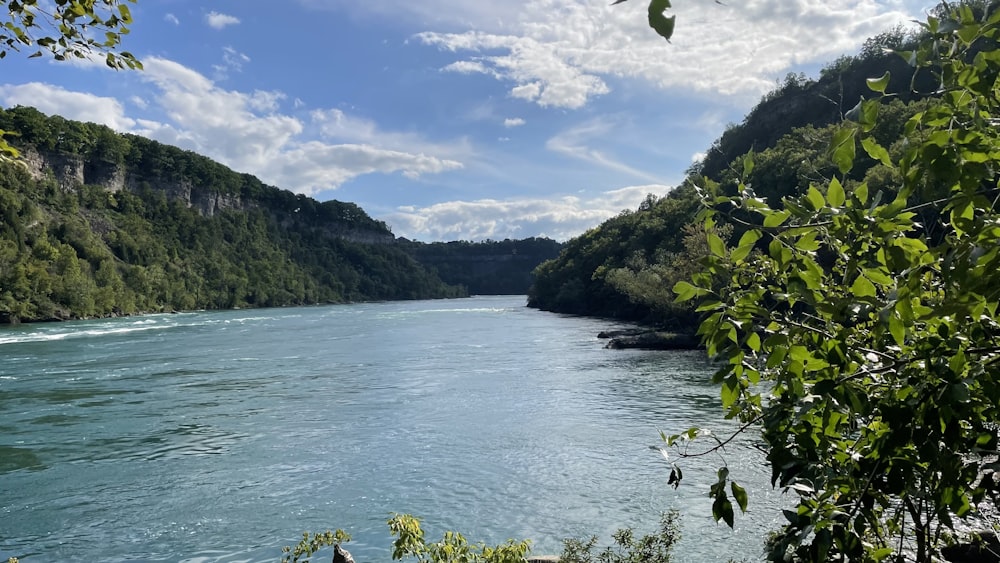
xmin=528 ymin=25 xmax=937 ymax=328
xmin=0 ymin=107 xmax=555 ymax=324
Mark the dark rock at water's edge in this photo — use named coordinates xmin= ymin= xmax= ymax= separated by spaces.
xmin=333 ymin=544 xmax=355 ymax=563
xmin=600 ymin=329 xmax=700 ymax=350
xmin=942 ymin=531 xmax=1000 ymax=562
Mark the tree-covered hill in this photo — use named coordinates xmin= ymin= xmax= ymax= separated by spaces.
xmin=0 ymin=106 xmax=533 ymax=324
xmin=527 ymin=24 xmax=943 ymax=328
xmin=401 ymin=237 xmax=563 ymax=295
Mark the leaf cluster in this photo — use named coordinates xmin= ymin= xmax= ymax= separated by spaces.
xmin=281 ymin=529 xmax=352 ymax=563
xmin=671 ymin=2 xmax=1000 ymax=560
xmin=1 ymin=0 xmax=141 ymax=69
xmin=388 ymin=514 xmax=531 ymax=563
xmin=560 ymin=511 xmax=680 ymax=563
xmin=0 ymin=107 xmax=473 ymax=323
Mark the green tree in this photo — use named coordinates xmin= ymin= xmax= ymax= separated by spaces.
xmin=0 ymin=0 xmax=140 ymax=159
xmin=670 ymin=3 xmax=1000 ymax=561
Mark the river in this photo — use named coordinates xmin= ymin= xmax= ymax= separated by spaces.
xmin=0 ymin=296 xmax=783 ymax=562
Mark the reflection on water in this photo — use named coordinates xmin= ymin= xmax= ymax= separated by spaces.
xmin=0 ymin=297 xmax=781 ymax=562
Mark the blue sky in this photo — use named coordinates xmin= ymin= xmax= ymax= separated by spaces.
xmin=0 ymin=0 xmax=935 ymax=241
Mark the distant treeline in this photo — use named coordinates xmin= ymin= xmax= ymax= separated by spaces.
xmin=0 ymin=106 xmax=558 ymax=324
xmin=527 ymin=25 xmax=939 ymax=329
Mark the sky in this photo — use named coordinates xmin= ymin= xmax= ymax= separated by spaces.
xmin=0 ymin=0 xmax=938 ymax=242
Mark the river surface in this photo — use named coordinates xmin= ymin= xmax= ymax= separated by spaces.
xmin=0 ymin=296 xmax=783 ymax=562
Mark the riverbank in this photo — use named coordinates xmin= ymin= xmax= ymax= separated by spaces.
xmin=598 ymin=328 xmax=700 ymax=351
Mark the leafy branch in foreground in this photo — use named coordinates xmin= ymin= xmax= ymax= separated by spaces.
xmin=283 ymin=515 xmax=531 ymax=563
xmin=667 ymin=2 xmax=1000 ymax=561
xmin=281 ymin=529 xmax=352 ymax=563
xmin=0 ymin=0 xmax=142 ymax=161
xmin=560 ymin=511 xmax=680 ymax=563
xmin=388 ymin=513 xmax=531 ymax=563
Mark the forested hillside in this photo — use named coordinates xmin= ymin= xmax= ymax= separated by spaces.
xmin=0 ymin=107 xmax=479 ymax=324
xmin=528 ymin=25 xmax=937 ymax=328
xmin=402 ymin=237 xmax=562 ymax=295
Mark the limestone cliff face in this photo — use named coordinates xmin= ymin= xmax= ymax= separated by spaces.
xmin=18 ymin=146 xmax=396 ymax=244
xmin=21 ymin=147 xmax=249 ymax=217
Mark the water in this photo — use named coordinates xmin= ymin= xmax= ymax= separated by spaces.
xmin=0 ymin=296 xmax=783 ymax=562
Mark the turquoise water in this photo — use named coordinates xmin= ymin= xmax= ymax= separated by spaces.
xmin=0 ymin=296 xmax=782 ymax=562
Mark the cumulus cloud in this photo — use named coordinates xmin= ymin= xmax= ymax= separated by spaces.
xmin=0 ymin=58 xmax=466 ymax=196
xmin=128 ymin=57 xmax=464 ymax=194
xmin=415 ymin=0 xmax=926 ymax=109
xmin=0 ymin=83 xmax=137 ymax=132
xmin=206 ymin=11 xmax=240 ymax=29
xmin=386 ymin=183 xmax=674 ymax=242
xmin=504 ymin=117 xmax=525 ymax=127
xmin=420 ymin=30 xmax=610 ymax=108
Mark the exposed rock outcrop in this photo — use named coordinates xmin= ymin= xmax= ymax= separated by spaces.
xmin=599 ymin=329 xmax=700 ymax=350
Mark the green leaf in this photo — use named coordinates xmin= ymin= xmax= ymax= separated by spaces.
xmin=830 ymin=126 xmax=857 ymax=175
xmin=763 ymin=210 xmax=791 ymax=228
xmin=851 ymin=275 xmax=877 ymax=298
xmin=862 ymin=137 xmax=893 ymax=167
xmin=888 ymin=310 xmax=905 ymax=346
xmin=712 ymin=496 xmax=735 ymax=528
xmin=707 ymin=232 xmax=726 ymax=258
xmin=647 ymin=0 xmax=675 ymax=42
xmin=826 ymin=178 xmax=845 ymax=207
xmin=854 ymin=182 xmax=869 ymax=206
xmin=872 ymin=547 xmax=894 ymax=561
xmin=806 ymin=185 xmax=825 ymax=211
xmin=672 ymin=280 xmax=701 ymax=302
xmin=118 ymin=3 xmax=133 ymax=24
xmin=731 ymin=481 xmax=748 ymax=513
xmin=867 ymin=71 xmax=891 ymax=94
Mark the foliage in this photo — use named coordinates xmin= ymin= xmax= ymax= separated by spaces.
xmin=0 ymin=107 xmax=469 ymax=323
xmin=402 ymin=237 xmax=562 ymax=295
xmin=670 ymin=3 xmax=1000 ymax=561
xmin=560 ymin=511 xmax=680 ymax=563
xmin=528 ymin=188 xmax=702 ymax=326
xmin=387 ymin=514 xmax=532 ymax=563
xmin=0 ymin=0 xmax=140 ymax=68
xmin=281 ymin=529 xmax=352 ymax=563
xmin=528 ymin=22 xmax=939 ymax=330
xmin=604 ymin=221 xmax=730 ymax=323
xmin=0 ymin=0 xmax=141 ymax=160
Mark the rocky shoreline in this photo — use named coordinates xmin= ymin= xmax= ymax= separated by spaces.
xmin=598 ymin=328 xmax=700 ymax=351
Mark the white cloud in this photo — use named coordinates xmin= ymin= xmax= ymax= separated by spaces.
xmin=420 ymin=31 xmax=610 ymax=108
xmin=213 ymin=47 xmax=252 ymax=80
xmin=310 ymin=108 xmax=473 ymax=160
xmin=546 ymin=117 xmax=664 ymax=183
xmin=1 ymin=57 xmax=467 ymax=196
xmin=504 ymin=117 xmax=525 ymax=128
xmin=0 ymin=83 xmax=137 ymax=132
xmin=386 ymin=183 xmax=674 ymax=241
xmin=165 ymin=13 xmax=180 ymax=25
xmin=206 ymin=11 xmax=241 ymax=29
xmin=130 ymin=57 xmax=464 ymax=195
xmin=414 ymin=0 xmax=927 ymax=109
xmin=442 ymin=60 xmax=501 ymax=78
